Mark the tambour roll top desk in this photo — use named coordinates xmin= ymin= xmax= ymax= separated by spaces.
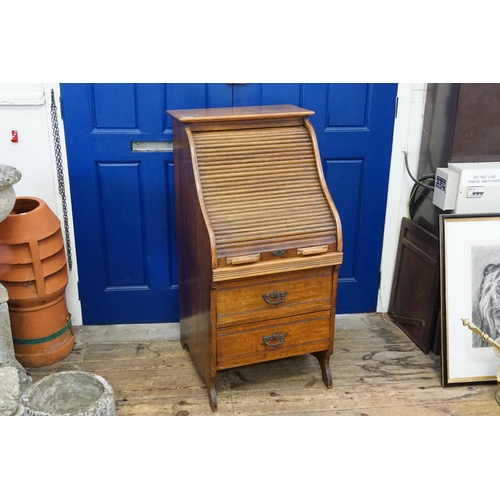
xmin=167 ymin=105 xmax=343 ymax=411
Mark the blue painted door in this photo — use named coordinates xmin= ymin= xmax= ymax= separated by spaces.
xmin=61 ymin=83 xmax=396 ymax=324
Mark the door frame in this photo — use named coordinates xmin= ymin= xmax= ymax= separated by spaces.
xmin=378 ymin=83 xmax=427 ymax=312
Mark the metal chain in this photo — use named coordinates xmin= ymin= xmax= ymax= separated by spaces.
xmin=50 ymin=88 xmax=73 ymax=271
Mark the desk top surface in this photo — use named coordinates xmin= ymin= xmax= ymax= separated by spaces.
xmin=167 ymin=104 xmax=314 ymax=123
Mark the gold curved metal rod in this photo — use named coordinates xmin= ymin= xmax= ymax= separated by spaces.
xmin=461 ymin=318 xmax=500 ymax=351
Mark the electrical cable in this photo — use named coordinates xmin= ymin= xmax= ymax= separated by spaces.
xmin=408 ymin=176 xmax=435 ymax=219
xmin=403 ymin=150 xmax=435 ymax=190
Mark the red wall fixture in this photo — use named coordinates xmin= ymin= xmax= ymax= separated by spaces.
xmin=0 ymin=197 xmax=74 ymax=367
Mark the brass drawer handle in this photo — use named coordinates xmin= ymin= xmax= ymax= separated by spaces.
xmin=262 ymin=291 xmax=288 ymax=305
xmin=262 ymin=333 xmax=287 ymax=348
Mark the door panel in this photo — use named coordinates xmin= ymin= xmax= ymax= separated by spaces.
xmin=324 ymin=158 xmax=363 ymax=282
xmin=98 ymin=161 xmax=145 ymax=286
xmin=91 ymin=84 xmax=138 ymax=129
xmin=61 ymin=83 xmax=396 ymax=323
xmin=327 ymin=83 xmax=369 ymax=127
xmin=233 ymin=83 xmax=304 ymax=107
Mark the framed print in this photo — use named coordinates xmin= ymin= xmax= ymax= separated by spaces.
xmin=440 ymin=213 xmax=500 ymax=386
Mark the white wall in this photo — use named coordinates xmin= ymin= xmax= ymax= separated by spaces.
xmin=0 ymin=83 xmax=82 ymax=325
xmin=0 ymin=82 xmax=427 ymax=324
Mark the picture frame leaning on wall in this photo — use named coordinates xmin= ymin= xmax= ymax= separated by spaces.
xmin=440 ymin=213 xmax=500 ymax=386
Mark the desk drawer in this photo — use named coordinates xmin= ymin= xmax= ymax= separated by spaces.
xmin=216 ymin=268 xmax=332 ymax=327
xmin=216 ymin=310 xmax=331 ymax=369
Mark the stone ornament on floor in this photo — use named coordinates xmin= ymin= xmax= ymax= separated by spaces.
xmin=0 ymin=285 xmax=32 ymax=391
xmin=20 ymin=371 xmax=116 ymax=416
xmin=0 ymin=366 xmax=24 ymax=416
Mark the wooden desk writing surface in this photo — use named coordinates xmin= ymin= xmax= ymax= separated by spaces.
xmin=167 ymin=104 xmax=343 ymax=411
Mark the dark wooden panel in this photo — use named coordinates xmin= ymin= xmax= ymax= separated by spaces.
xmin=388 ymin=218 xmax=440 ymax=354
xmin=451 ymin=83 xmax=500 ymax=162
xmin=171 ymin=118 xmax=215 ymax=393
xmin=417 ymin=83 xmax=460 ymax=177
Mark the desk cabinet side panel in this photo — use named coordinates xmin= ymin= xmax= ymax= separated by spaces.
xmin=172 ymin=119 xmax=216 ymax=381
xmin=330 ymin=266 xmax=340 ymax=353
xmin=304 ymin=119 xmax=343 ymax=253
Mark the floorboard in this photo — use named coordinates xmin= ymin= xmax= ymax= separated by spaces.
xmin=23 ymin=313 xmax=500 ymax=416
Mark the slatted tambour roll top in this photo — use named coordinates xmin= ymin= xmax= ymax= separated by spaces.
xmin=168 ymin=105 xmax=343 ymax=281
xmin=194 ymin=126 xmax=335 ymax=251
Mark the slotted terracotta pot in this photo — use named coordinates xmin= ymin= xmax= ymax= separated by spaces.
xmin=0 ymin=197 xmax=73 ymax=367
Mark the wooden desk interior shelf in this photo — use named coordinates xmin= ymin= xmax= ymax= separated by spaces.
xmin=167 ymin=104 xmax=343 ymax=411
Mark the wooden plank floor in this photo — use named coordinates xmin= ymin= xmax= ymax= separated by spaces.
xmin=25 ymin=313 xmax=500 ymax=416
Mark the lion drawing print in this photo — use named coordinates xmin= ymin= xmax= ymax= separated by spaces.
xmin=474 ymin=262 xmax=500 ymax=348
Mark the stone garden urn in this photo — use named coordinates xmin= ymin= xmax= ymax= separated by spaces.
xmin=0 ymin=165 xmax=22 ymax=223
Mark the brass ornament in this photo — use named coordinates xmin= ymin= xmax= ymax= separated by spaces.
xmin=461 ymin=318 xmax=500 ymax=406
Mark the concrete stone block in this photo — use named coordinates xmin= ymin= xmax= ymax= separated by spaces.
xmin=0 ymin=285 xmax=32 ymax=394
xmin=0 ymin=366 xmax=23 ymax=415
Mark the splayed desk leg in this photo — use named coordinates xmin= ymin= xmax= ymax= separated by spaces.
xmin=207 ymin=379 xmax=217 ymax=412
xmin=311 ymin=351 xmax=333 ymax=388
